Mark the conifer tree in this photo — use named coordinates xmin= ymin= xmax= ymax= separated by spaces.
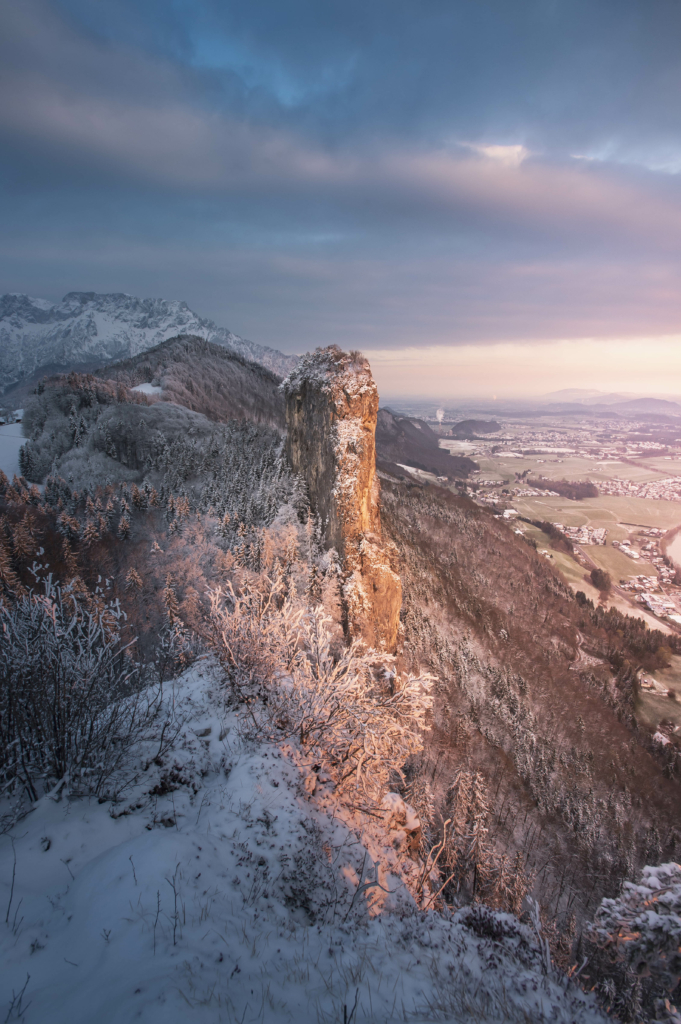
xmin=163 ymin=573 xmax=181 ymax=624
xmin=125 ymin=568 xmax=143 ymax=592
xmin=9 ymin=517 xmax=36 ymax=561
xmin=0 ymin=541 xmax=25 ymax=597
xmin=18 ymin=444 xmax=33 ymax=480
xmin=60 ymin=537 xmax=79 ymax=582
xmin=104 ymin=498 xmax=116 ymax=527
xmin=81 ymin=518 xmax=100 ymax=547
xmin=306 ymin=563 xmax=323 ymax=605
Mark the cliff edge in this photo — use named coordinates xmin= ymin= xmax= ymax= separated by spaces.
xmin=282 ymin=346 xmax=402 ymax=650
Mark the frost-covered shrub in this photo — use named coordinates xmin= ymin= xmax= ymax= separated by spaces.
xmin=0 ymin=577 xmax=163 ymax=800
xmin=588 ymin=862 xmax=681 ymax=1022
xmin=207 ymin=578 xmax=433 ymax=798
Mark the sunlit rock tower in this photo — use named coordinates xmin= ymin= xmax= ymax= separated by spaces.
xmin=282 ymin=346 xmax=402 ymax=651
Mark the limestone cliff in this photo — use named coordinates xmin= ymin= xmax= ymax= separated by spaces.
xmin=282 ymin=346 xmax=402 ymax=650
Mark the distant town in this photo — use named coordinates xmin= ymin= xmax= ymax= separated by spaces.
xmin=407 ymin=409 xmax=681 ymax=632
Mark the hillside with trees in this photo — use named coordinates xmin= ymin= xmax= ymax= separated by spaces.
xmin=382 ymin=482 xmax=680 ymax=956
xmin=1 ymin=354 xmax=679 ymax=1023
xmin=99 ymin=334 xmax=286 ymax=427
xmin=376 ymin=407 xmax=477 ymax=479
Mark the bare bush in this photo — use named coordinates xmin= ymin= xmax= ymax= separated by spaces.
xmin=0 ymin=577 xmax=163 ymax=800
xmin=207 ymin=577 xmax=434 ymax=799
xmin=206 ymin=577 xmax=302 ymax=698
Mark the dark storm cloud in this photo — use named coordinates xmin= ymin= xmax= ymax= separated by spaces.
xmin=3 ymin=0 xmax=681 ymax=355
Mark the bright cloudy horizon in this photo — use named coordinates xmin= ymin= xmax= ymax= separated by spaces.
xmin=366 ymin=337 xmax=681 ymax=402
xmin=3 ymin=0 xmax=681 ymax=397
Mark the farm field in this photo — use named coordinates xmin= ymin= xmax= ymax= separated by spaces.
xmin=475 ymin=453 xmax=679 ymax=485
xmin=513 ymin=513 xmax=675 ymax=633
xmin=637 ymin=655 xmax=681 ymax=730
xmin=511 ymin=493 xmax=681 ymax=532
xmin=635 ymin=455 xmax=681 ymax=474
xmin=586 ymin=542 xmax=659 ymax=582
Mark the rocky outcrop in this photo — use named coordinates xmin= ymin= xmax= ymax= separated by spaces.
xmin=283 ymin=346 xmax=401 ymax=650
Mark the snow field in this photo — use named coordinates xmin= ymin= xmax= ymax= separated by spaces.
xmin=0 ymin=423 xmax=25 ymax=481
xmin=1 ymin=662 xmax=606 ymax=1024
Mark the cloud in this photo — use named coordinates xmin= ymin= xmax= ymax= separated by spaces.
xmin=5 ymin=47 xmax=681 ymax=264
xmin=4 ymin=220 xmax=681 ymax=356
xmin=4 ymin=0 xmax=681 ymax=372
xmin=462 ymin=144 xmax=531 ymax=168
xmin=4 ymin=0 xmax=681 ymax=258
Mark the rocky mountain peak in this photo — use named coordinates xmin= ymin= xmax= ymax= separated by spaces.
xmin=283 ymin=345 xmax=402 ymax=650
xmin=0 ymin=291 xmax=298 ymax=393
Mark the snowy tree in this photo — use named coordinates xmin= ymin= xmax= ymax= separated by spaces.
xmin=588 ymin=862 xmax=681 ymax=1022
xmin=125 ymin=568 xmax=143 ymax=592
xmin=80 ymin=518 xmax=100 ymax=547
xmin=0 ymin=541 xmax=24 ymax=598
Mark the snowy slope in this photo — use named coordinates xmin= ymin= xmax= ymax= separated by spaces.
xmin=0 ymin=293 xmax=298 ymax=392
xmin=0 ymin=661 xmax=606 ymax=1024
xmin=0 ymin=423 xmax=24 ymax=481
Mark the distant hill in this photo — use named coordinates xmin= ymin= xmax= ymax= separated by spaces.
xmin=582 ymin=392 xmax=633 ymax=406
xmin=540 ymin=388 xmax=610 ymax=403
xmin=448 ymin=419 xmax=501 ymax=438
xmin=540 ymin=389 xmax=681 ymax=415
xmin=99 ymin=335 xmax=285 ymax=429
xmin=610 ymin=397 xmax=681 ymax=414
xmin=0 ymin=291 xmax=298 ymax=394
xmin=376 ymin=408 xmax=477 ymax=480
xmin=541 ymin=389 xmax=633 ymax=405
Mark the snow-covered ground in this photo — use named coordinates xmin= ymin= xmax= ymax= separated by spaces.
xmin=0 ymin=422 xmax=24 ymax=480
xmin=131 ymin=382 xmax=163 ymax=396
xmin=0 ymin=663 xmax=605 ymax=1024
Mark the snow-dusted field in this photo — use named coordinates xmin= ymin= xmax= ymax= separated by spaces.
xmin=131 ymin=382 xmax=163 ymax=396
xmin=0 ymin=663 xmax=605 ymax=1024
xmin=0 ymin=422 xmax=24 ymax=480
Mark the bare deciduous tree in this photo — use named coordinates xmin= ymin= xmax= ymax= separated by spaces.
xmin=0 ymin=577 xmax=165 ymax=801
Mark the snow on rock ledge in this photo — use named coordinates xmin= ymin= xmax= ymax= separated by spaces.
xmin=282 ymin=346 xmax=401 ymax=650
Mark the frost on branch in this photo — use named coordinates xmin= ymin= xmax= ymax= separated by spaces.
xmin=207 ymin=576 xmax=433 ymax=799
xmin=0 ymin=576 xmax=165 ymax=802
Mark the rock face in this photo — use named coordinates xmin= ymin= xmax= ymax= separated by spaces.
xmin=283 ymin=346 xmax=401 ymax=650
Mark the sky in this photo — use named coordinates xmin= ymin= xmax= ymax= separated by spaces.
xmin=3 ymin=0 xmax=681 ymax=397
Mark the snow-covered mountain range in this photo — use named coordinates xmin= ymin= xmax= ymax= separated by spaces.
xmin=0 ymin=292 xmax=298 ymax=392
